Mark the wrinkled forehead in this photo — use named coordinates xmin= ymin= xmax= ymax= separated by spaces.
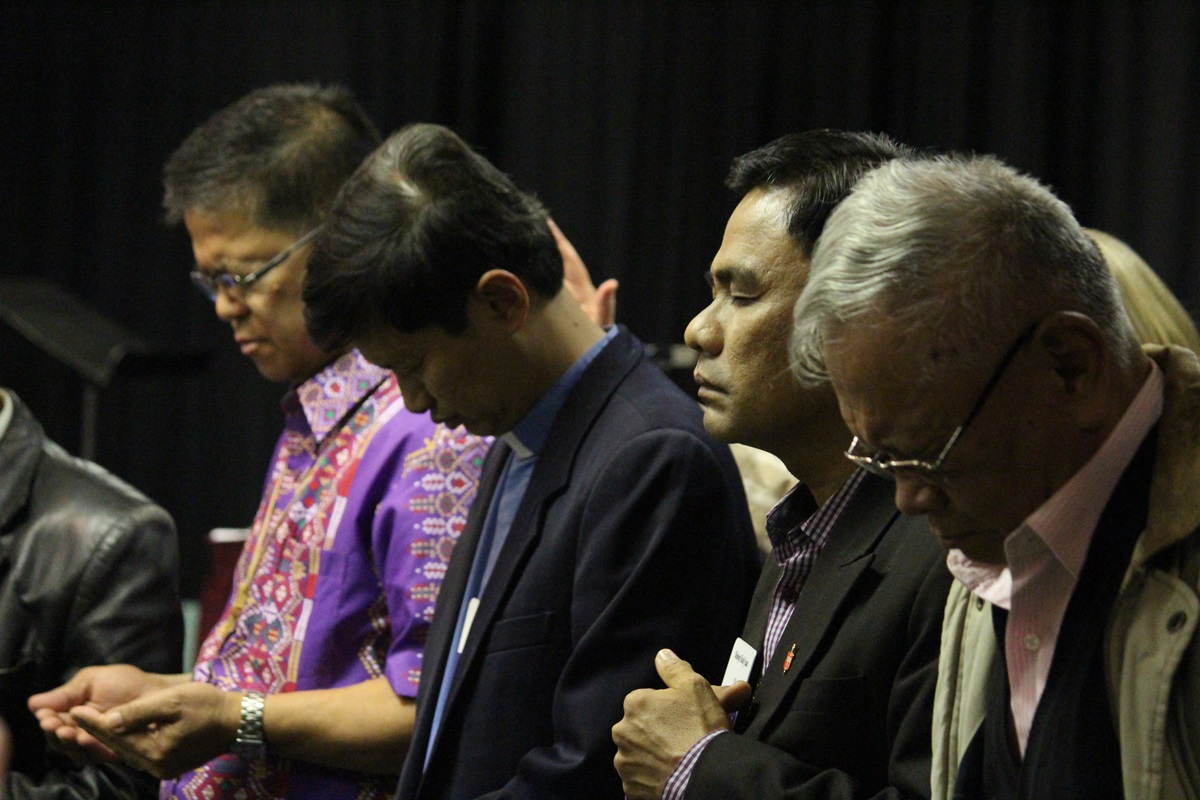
xmin=822 ymin=322 xmax=965 ymax=447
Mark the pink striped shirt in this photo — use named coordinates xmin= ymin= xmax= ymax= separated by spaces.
xmin=947 ymin=360 xmax=1163 ymax=756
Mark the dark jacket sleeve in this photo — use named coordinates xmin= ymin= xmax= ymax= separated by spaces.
xmin=59 ymin=503 xmax=183 ymax=678
xmin=3 ymin=454 xmax=182 ymax=800
xmin=4 ymin=763 xmax=161 ymax=800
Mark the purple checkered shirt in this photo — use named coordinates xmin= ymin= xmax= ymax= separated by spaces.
xmin=659 ymin=469 xmax=868 ymax=800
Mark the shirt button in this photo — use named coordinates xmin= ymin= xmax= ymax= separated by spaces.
xmin=1023 ymin=634 xmax=1041 ymax=652
xmin=780 ymin=587 xmax=800 ymax=604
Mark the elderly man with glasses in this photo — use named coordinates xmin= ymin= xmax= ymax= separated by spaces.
xmin=792 ymin=155 xmax=1200 ymax=799
xmin=30 ymin=84 xmax=491 ymax=800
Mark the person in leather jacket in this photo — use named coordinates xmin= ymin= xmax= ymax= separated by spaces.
xmin=0 ymin=388 xmax=182 ymax=799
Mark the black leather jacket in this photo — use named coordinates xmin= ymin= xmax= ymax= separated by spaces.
xmin=0 ymin=392 xmax=182 ymax=799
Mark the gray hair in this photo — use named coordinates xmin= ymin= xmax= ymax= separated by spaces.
xmin=790 ymin=155 xmax=1136 ymax=385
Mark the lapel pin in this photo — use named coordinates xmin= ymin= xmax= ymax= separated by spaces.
xmin=782 ymin=643 xmax=796 ymax=674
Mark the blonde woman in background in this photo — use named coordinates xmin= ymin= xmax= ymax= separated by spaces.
xmin=1086 ymin=228 xmax=1200 ymax=351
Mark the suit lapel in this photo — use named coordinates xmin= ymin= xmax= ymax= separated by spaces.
xmin=437 ymin=328 xmax=643 ymax=727
xmin=739 ymin=557 xmax=782 ymax=686
xmin=747 ymin=474 xmax=900 ymax=732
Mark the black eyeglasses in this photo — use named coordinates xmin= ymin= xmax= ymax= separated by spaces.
xmin=844 ymin=321 xmax=1039 ymax=480
xmin=190 ymin=226 xmax=321 ymax=302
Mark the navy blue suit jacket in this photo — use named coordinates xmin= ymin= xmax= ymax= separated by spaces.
xmin=397 ymin=327 xmax=760 ymax=800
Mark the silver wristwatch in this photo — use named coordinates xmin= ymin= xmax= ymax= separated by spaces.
xmin=232 ymin=691 xmax=266 ymax=759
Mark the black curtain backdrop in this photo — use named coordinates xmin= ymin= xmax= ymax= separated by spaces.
xmin=3 ymin=1 xmax=1198 ymax=595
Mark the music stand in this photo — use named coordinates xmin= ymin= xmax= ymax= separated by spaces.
xmin=0 ymin=276 xmax=207 ymax=460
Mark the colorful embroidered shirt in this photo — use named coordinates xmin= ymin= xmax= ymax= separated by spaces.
xmin=163 ymin=350 xmax=489 ymax=800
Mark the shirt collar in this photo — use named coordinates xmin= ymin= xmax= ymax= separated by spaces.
xmin=948 ymin=358 xmax=1164 ymax=595
xmin=0 ymin=389 xmax=11 ymax=445
xmin=764 ymin=482 xmax=819 ymax=550
xmin=765 ymin=468 xmax=868 ymax=556
xmin=1025 ymin=358 xmax=1163 ymax=571
xmin=286 ymin=350 xmax=390 ymax=444
xmin=503 ymin=326 xmax=618 ymax=459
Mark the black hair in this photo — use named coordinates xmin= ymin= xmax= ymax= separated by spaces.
xmin=304 ymin=123 xmax=561 ymax=350
xmin=726 ymin=130 xmax=914 ymax=256
xmin=163 ymin=83 xmax=381 ymax=233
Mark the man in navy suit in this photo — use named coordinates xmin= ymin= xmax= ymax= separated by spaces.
xmin=612 ymin=131 xmax=952 ymax=800
xmin=302 ymin=122 xmax=760 ymax=800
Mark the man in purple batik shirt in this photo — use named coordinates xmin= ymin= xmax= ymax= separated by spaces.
xmin=29 ymin=85 xmax=489 ymax=800
xmin=31 ymin=84 xmax=616 ymax=800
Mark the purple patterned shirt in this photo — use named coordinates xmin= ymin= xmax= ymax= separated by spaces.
xmin=661 ymin=470 xmax=868 ymax=800
xmin=163 ymin=351 xmax=489 ymax=800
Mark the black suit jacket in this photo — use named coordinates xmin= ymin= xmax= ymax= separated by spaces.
xmin=398 ymin=327 xmax=760 ymax=800
xmin=687 ymin=474 xmax=951 ymax=800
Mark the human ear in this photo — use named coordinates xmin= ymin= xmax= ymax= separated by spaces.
xmin=1035 ymin=311 xmax=1109 ymax=426
xmin=473 ymin=269 xmax=529 ymax=332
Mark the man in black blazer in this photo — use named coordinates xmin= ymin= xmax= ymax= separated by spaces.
xmin=302 ymin=123 xmax=760 ymax=800
xmin=612 ymin=132 xmax=952 ymax=799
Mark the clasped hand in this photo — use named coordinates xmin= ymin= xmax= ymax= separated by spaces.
xmin=612 ymin=649 xmax=752 ymax=800
xmin=29 ymin=665 xmax=242 ymax=779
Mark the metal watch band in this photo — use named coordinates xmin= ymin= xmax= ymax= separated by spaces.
xmin=232 ymin=691 xmax=266 ymax=758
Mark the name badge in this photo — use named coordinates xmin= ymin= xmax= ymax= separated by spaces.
xmin=721 ymin=637 xmax=757 ymax=686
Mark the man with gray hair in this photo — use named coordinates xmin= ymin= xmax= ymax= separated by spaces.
xmin=791 ymin=155 xmax=1200 ymax=799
